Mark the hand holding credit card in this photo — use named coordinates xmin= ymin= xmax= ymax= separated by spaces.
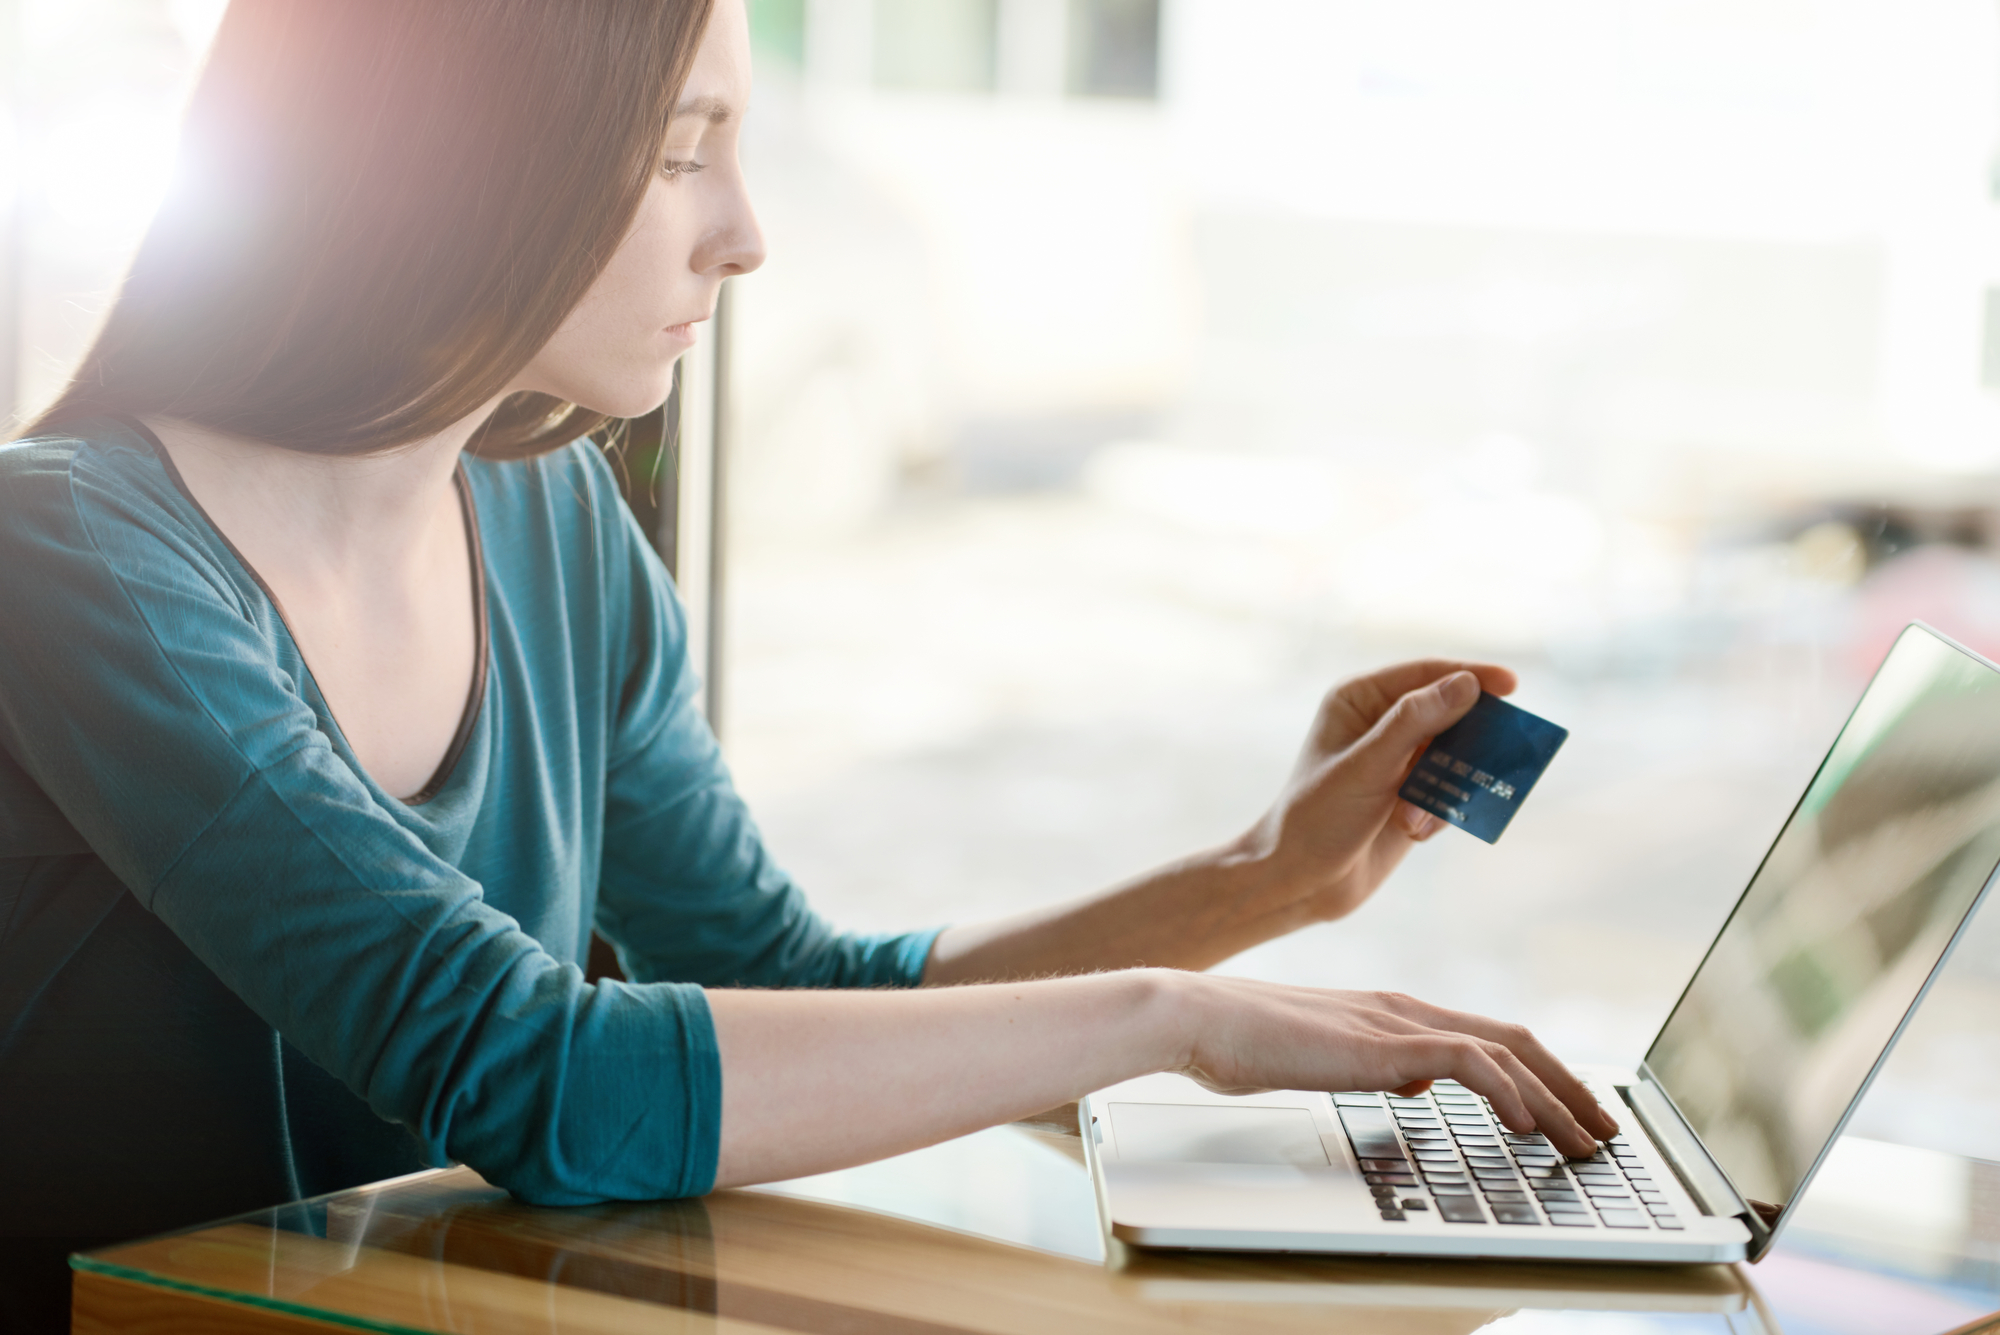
xmin=1398 ymin=692 xmax=1567 ymax=843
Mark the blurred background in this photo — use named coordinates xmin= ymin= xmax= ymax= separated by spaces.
xmin=19 ymin=0 xmax=2000 ymax=1174
xmin=721 ymin=0 xmax=2000 ymax=1174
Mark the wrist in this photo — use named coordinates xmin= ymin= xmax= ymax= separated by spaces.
xmin=1214 ymin=820 xmax=1333 ymax=930
xmin=1118 ymin=966 xmax=1202 ymax=1074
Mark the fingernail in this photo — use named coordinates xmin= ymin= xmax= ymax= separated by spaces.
xmin=1444 ymin=672 xmax=1477 ymax=705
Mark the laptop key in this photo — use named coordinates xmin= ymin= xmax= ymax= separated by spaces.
xmin=1338 ymin=1107 xmax=1407 ymax=1163
xmin=1402 ymin=1198 xmax=1430 ymax=1210
xmin=1359 ymin=1158 xmax=1407 ymax=1172
xmin=1653 ymin=1215 xmax=1684 ymax=1229
xmin=1437 ymin=1197 xmax=1488 ymax=1223
xmin=1492 ymin=1204 xmax=1540 ymax=1225
xmin=1380 ymin=1209 xmax=1407 ymax=1221
xmin=1366 ymin=1173 xmax=1417 ymax=1186
xmin=1548 ymin=1213 xmax=1596 ymax=1227
xmin=1598 ymin=1209 xmax=1650 ymax=1228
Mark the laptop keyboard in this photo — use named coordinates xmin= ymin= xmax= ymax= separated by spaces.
xmin=1334 ymin=1080 xmax=1685 ymax=1229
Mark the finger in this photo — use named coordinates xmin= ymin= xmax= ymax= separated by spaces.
xmin=1386 ymin=1032 xmax=1536 ymax=1133
xmin=1476 ymin=1039 xmax=1599 ymax=1157
xmin=1442 ymin=1012 xmax=1618 ymax=1142
xmin=1341 ymin=671 xmax=1480 ymax=790
xmin=1384 ymin=995 xmax=1618 ymax=1146
xmin=1397 ymin=801 xmax=1443 ymax=840
xmin=1322 ymin=660 xmax=1520 ymax=737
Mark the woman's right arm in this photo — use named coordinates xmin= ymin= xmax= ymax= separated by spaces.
xmin=708 ymin=971 xmax=1614 ymax=1187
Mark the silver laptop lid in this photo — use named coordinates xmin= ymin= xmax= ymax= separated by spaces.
xmin=1642 ymin=622 xmax=2000 ymax=1246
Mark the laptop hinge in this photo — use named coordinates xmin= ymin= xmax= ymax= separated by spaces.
xmin=1621 ymin=1076 xmax=1769 ymax=1249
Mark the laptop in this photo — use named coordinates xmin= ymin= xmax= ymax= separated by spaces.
xmin=1083 ymin=621 xmax=2000 ymax=1263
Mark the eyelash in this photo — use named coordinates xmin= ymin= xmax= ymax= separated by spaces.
xmin=661 ymin=158 xmax=705 ymax=180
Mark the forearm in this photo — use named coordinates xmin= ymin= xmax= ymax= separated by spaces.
xmin=708 ymin=970 xmax=1184 ymax=1187
xmin=709 ymin=969 xmax=1620 ymax=1188
xmin=923 ymin=663 xmax=1511 ymax=986
xmin=923 ymin=839 xmax=1313 ymax=984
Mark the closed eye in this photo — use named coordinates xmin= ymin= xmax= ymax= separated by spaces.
xmin=661 ymin=159 xmax=706 ymax=180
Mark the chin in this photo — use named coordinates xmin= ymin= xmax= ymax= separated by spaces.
xmin=562 ymin=367 xmax=680 ymax=420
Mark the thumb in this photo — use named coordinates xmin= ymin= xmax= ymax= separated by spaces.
xmin=1349 ymin=670 xmax=1480 ymax=787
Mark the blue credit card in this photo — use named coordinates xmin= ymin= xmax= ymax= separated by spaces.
xmin=1398 ymin=692 xmax=1568 ymax=843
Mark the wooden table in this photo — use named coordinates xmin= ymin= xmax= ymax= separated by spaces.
xmin=69 ymin=1108 xmax=2000 ymax=1335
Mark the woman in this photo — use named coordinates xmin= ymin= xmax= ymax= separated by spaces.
xmin=0 ymin=0 xmax=1616 ymax=1324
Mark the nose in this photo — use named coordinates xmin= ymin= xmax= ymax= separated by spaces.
xmin=698 ymin=165 xmax=766 ymax=279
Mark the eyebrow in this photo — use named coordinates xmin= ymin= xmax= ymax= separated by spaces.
xmin=671 ymin=95 xmax=735 ymax=125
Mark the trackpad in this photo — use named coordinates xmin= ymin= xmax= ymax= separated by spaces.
xmin=1109 ymin=1102 xmax=1329 ymax=1167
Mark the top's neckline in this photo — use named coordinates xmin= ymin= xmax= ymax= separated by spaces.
xmin=119 ymin=415 xmax=490 ymax=807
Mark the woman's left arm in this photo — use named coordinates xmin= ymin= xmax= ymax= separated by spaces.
xmin=923 ymin=659 xmax=1516 ymax=984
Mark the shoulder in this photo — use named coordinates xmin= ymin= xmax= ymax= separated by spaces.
xmin=462 ymin=437 xmax=653 ymax=578
xmin=461 ymin=438 xmax=625 ymax=527
xmin=1 ymin=421 xmax=147 ymax=503
xmin=0 ymin=420 xmax=226 ymax=581
xmin=461 ymin=435 xmax=668 ymax=632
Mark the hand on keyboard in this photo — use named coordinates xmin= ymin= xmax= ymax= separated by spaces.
xmin=1339 ymin=1084 xmax=1681 ymax=1229
xmin=1165 ymin=974 xmax=1618 ymax=1158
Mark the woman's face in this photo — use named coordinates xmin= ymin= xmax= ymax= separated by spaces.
xmin=516 ymin=0 xmax=764 ymax=417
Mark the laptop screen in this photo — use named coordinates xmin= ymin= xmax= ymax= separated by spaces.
xmin=1645 ymin=624 xmax=2000 ymax=1220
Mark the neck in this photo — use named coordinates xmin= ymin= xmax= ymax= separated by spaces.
xmin=142 ymin=406 xmax=500 ymax=576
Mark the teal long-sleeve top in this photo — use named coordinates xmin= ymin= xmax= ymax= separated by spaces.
xmin=0 ymin=419 xmax=939 ymax=1251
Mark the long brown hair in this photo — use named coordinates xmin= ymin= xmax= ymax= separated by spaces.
xmin=26 ymin=0 xmax=714 ymax=458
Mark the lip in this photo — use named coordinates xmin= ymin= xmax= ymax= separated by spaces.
xmin=665 ymin=310 xmax=711 ymax=340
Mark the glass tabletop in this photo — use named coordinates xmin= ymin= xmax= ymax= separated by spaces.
xmin=73 ymin=1112 xmax=2000 ymax=1335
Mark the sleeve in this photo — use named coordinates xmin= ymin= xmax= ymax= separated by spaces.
xmin=588 ymin=459 xmax=942 ymax=991
xmin=0 ymin=448 xmax=718 ymax=1205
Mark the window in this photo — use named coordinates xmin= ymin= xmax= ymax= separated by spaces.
xmin=729 ymin=0 xmax=2000 ymax=1164
xmin=873 ymin=0 xmax=999 ymax=94
xmin=1067 ymin=0 xmax=1159 ymax=98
